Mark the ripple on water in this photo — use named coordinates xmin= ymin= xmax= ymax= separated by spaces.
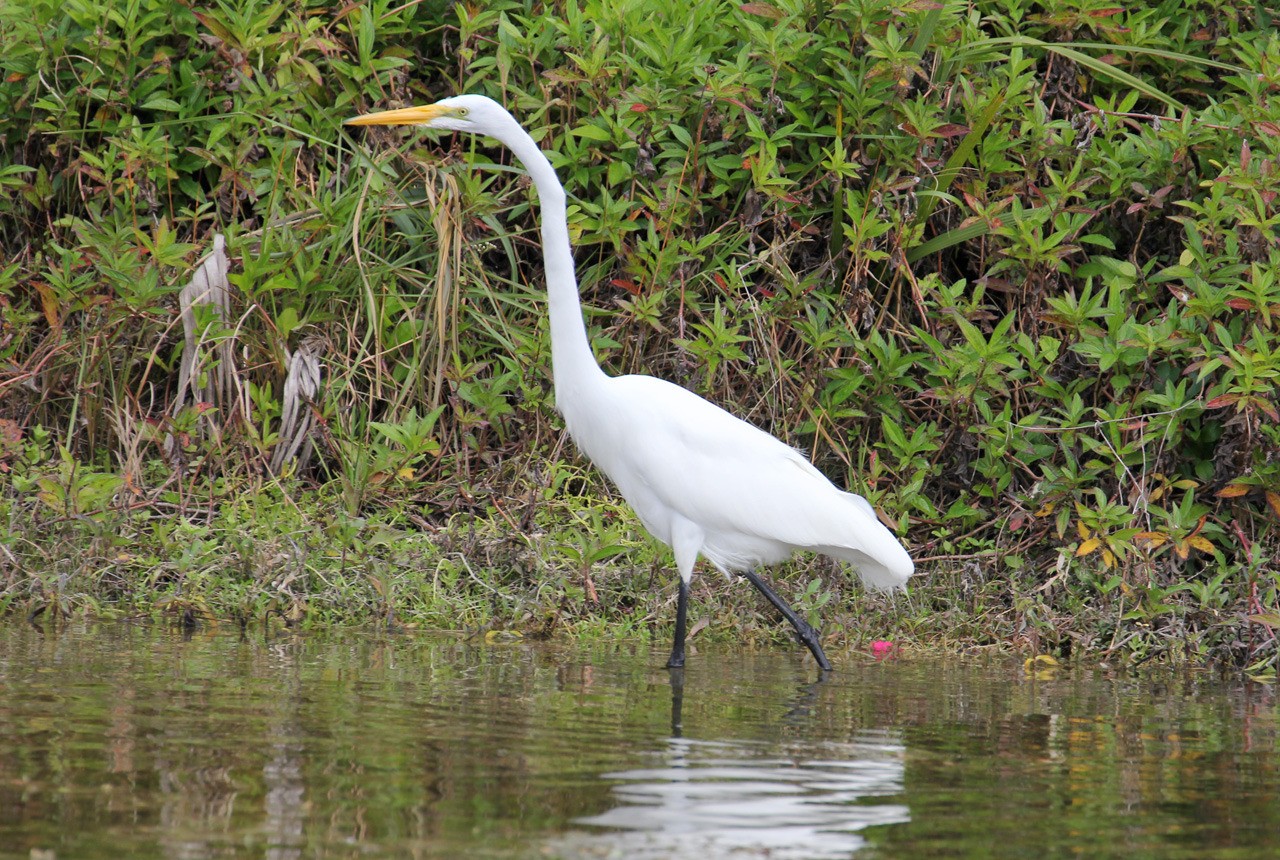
xmin=2 ymin=626 xmax=1278 ymax=860
xmin=549 ymin=736 xmax=909 ymax=859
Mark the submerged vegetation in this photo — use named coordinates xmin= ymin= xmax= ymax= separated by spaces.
xmin=1 ymin=0 xmax=1278 ymax=674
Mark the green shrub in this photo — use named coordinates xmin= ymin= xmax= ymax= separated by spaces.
xmin=1 ymin=0 xmax=1276 ymax=670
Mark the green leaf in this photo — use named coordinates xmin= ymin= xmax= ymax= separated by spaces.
xmin=571 ymin=124 xmax=612 ymax=142
xmin=141 ymin=97 xmax=183 ymax=112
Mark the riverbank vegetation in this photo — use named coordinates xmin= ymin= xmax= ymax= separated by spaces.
xmin=2 ymin=0 xmax=1277 ymax=675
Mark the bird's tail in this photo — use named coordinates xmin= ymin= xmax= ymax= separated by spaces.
xmin=822 ymin=491 xmax=914 ymax=593
xmin=832 ymin=545 xmax=914 ymax=592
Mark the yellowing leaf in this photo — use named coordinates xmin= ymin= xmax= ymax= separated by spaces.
xmin=1023 ymin=654 xmax=1060 ymax=680
xmin=1186 ymin=535 xmax=1215 ymax=553
xmin=1216 ymin=483 xmax=1250 ymax=498
xmin=484 ymin=629 xmax=524 ymax=643
xmin=1134 ymin=532 xmax=1168 ymax=547
xmin=1076 ymin=538 xmax=1101 ymax=556
xmin=32 ymin=281 xmax=61 ymax=330
xmin=1249 ymin=613 xmax=1280 ymax=630
xmin=397 ymin=466 xmax=416 ymax=480
xmin=1266 ymin=491 xmax=1280 ymax=520
xmin=1077 ymin=520 xmax=1091 ymax=540
xmin=1034 ymin=502 xmax=1055 ymax=517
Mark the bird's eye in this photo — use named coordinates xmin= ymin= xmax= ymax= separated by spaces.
xmin=456 ymin=108 xmax=469 ymax=118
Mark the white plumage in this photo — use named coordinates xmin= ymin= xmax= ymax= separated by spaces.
xmin=565 ymin=374 xmax=912 ymax=586
xmin=347 ymin=94 xmax=913 ymax=670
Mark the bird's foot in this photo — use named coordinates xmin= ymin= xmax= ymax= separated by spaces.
xmin=666 ymin=653 xmax=686 ymax=669
xmin=793 ymin=623 xmax=833 ymax=671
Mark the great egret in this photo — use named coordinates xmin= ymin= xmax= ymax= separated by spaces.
xmin=346 ymin=95 xmax=913 ymax=670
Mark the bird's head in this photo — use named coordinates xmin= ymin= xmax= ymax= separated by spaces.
xmin=344 ymin=94 xmax=513 ymax=137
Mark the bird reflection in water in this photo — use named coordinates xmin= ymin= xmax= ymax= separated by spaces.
xmin=548 ymin=669 xmax=908 ymax=859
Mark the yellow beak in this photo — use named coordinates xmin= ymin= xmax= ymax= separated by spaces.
xmin=344 ymin=104 xmax=452 ymax=127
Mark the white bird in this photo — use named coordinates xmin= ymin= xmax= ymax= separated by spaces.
xmin=346 ymin=95 xmax=913 ymax=670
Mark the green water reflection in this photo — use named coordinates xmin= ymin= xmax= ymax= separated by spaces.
xmin=0 ymin=624 xmax=1275 ymax=859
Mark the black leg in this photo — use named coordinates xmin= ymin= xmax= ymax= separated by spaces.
xmin=666 ymin=578 xmax=690 ymax=669
xmin=742 ymin=570 xmax=833 ymax=671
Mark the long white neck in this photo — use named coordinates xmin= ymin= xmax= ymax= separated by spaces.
xmin=492 ymin=121 xmax=605 ymax=402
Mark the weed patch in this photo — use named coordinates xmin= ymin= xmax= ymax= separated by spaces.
xmin=2 ymin=1 xmax=1277 ymax=675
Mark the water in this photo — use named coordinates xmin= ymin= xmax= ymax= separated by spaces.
xmin=0 ymin=623 xmax=1275 ymax=859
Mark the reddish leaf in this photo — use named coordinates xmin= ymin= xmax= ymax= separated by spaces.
xmin=740 ymin=2 xmax=784 ymax=18
xmin=1205 ymin=394 xmax=1240 ymax=409
xmin=933 ymin=123 xmax=972 ymax=138
xmin=610 ymin=278 xmax=640 ymax=295
xmin=629 ymin=103 xmax=649 ymax=113
xmin=1258 ymin=121 xmax=1280 ymax=137
xmin=0 ymin=418 xmax=20 ymax=447
xmin=1266 ymin=491 xmax=1280 ymax=520
xmin=1226 ymin=298 xmax=1255 ymax=310
xmin=1087 ymin=7 xmax=1125 ymax=16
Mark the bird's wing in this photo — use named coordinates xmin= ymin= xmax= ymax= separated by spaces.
xmin=585 ymin=376 xmax=903 ymax=564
